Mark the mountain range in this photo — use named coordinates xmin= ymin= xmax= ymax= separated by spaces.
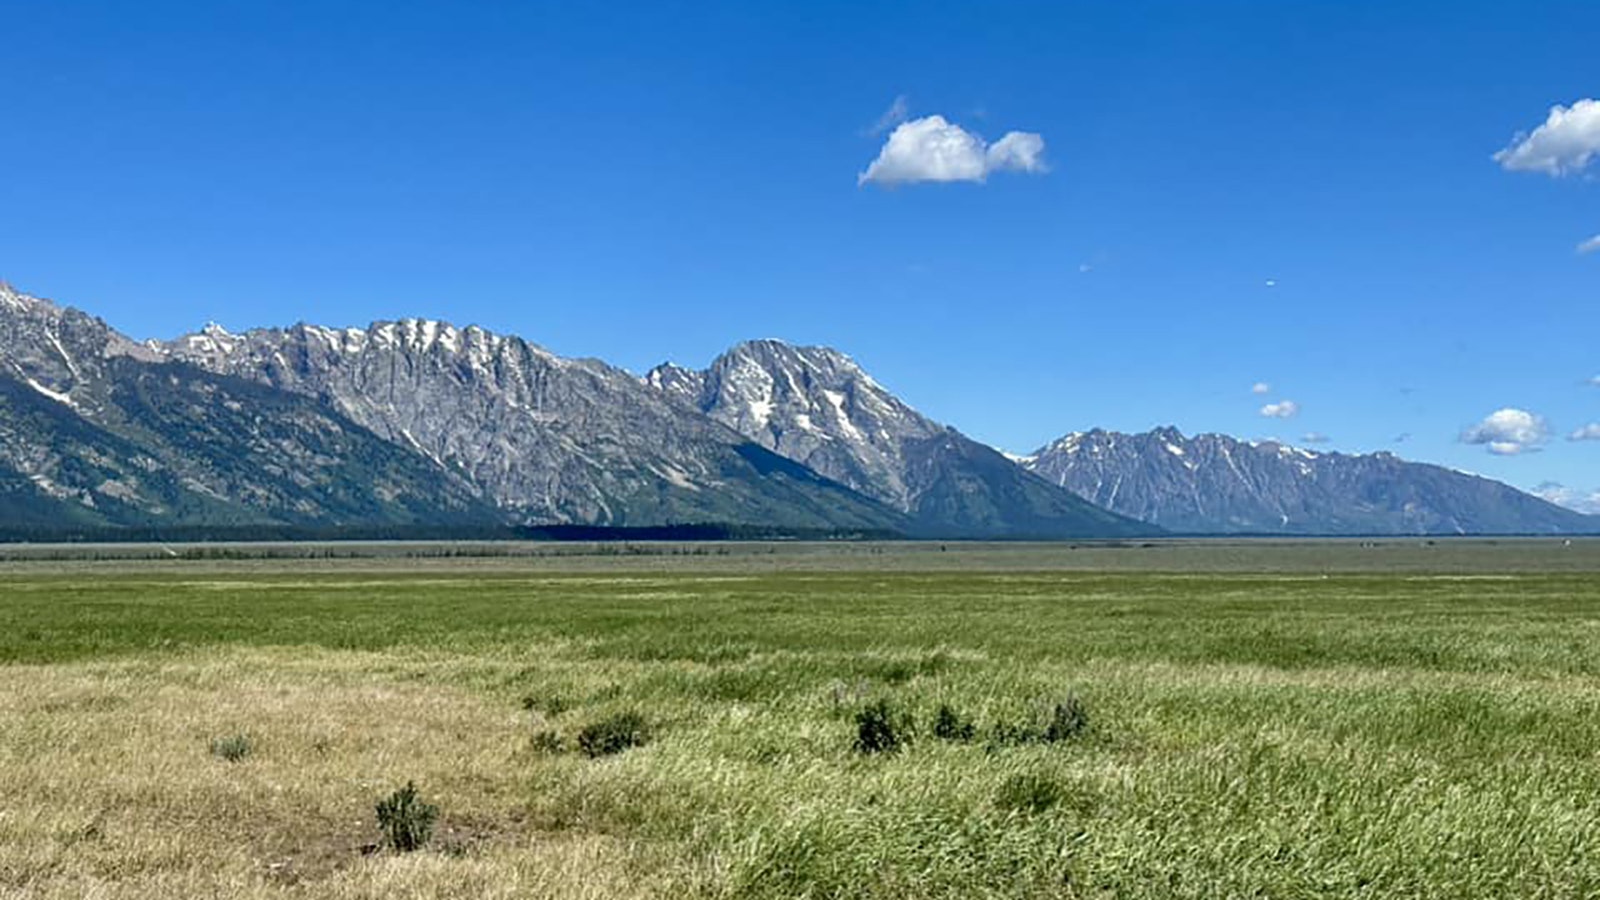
xmin=1022 ymin=427 xmax=1594 ymax=535
xmin=0 ymin=282 xmax=1593 ymax=538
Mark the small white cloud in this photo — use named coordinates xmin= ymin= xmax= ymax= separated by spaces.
xmin=1534 ymin=482 xmax=1600 ymax=515
xmin=859 ymin=115 xmax=1048 ymax=186
xmin=868 ymin=95 xmax=910 ymax=136
xmin=1260 ymin=400 xmax=1300 ymax=419
xmin=1251 ymin=382 xmax=1271 ymax=395
xmin=1393 ymin=432 xmax=1412 ymax=444
xmin=986 ymin=131 xmax=1047 ymax=173
xmin=1589 ymin=375 xmax=1600 ymax=387
xmin=1494 ymin=98 xmax=1600 ymax=176
xmin=1571 ymin=423 xmax=1600 ymax=441
xmin=1301 ymin=432 xmax=1331 ymax=444
xmin=1460 ymin=407 xmax=1551 ymax=455
xmin=1077 ymin=263 xmax=1093 ymax=273
xmin=1580 ymin=235 xmax=1600 ymax=255
xmin=1265 ymin=279 xmax=1277 ymax=288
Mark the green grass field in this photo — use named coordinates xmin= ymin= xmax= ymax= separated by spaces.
xmin=3 ymin=542 xmax=1600 ymax=897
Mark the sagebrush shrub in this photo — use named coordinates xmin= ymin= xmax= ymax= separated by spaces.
xmin=209 ymin=734 xmax=252 ymax=762
xmin=1044 ymin=695 xmax=1089 ymax=742
xmin=375 ymin=781 xmax=438 ymax=852
xmin=984 ymin=694 xmax=1092 ymax=748
xmin=854 ymin=699 xmax=908 ymax=754
xmin=932 ymin=703 xmax=976 ymax=742
xmin=577 ymin=711 xmax=651 ymax=757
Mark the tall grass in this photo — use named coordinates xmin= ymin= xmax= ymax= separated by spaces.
xmin=2 ymin=564 xmax=1599 ymax=897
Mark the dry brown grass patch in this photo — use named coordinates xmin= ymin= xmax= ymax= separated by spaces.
xmin=0 ymin=648 xmax=672 ymax=899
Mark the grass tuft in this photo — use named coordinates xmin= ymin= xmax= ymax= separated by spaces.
xmin=208 ymin=733 xmax=252 ymax=762
xmin=530 ymin=729 xmax=565 ymax=754
xmin=996 ymin=773 xmax=1065 ymax=813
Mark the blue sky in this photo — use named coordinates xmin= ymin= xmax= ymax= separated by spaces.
xmin=2 ymin=1 xmax=1597 ymax=508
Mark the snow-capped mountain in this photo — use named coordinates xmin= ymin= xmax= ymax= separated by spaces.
xmin=157 ymin=320 xmax=902 ymax=531
xmin=1024 ymin=426 xmax=1595 ymax=535
xmin=6 ymin=278 xmax=1588 ymax=538
xmin=647 ymin=340 xmax=1153 ymax=538
xmin=0 ymin=283 xmax=490 ymax=528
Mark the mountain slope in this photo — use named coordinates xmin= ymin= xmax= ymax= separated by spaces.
xmin=1025 ymin=426 xmax=1597 ymax=535
xmin=647 ymin=340 xmax=1153 ymax=538
xmin=0 ymin=284 xmax=494 ymax=529
xmin=159 ymin=321 xmax=904 ymax=532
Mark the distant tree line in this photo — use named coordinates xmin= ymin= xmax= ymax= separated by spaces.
xmin=0 ymin=522 xmax=905 ymax=545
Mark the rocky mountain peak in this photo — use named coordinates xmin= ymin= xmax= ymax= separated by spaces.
xmin=646 ymin=338 xmax=1154 ymax=537
xmin=1024 ymin=426 xmax=1592 ymax=535
xmin=643 ymin=361 xmax=705 ymax=404
xmin=150 ymin=317 xmax=903 ymax=531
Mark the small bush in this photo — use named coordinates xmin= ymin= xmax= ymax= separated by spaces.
xmin=209 ymin=734 xmax=252 ymax=762
xmin=530 ymin=729 xmax=565 ymax=754
xmin=375 ymin=781 xmax=438 ymax=853
xmin=984 ymin=694 xmax=1092 ymax=748
xmin=1044 ymin=695 xmax=1089 ymax=743
xmin=932 ymin=704 xmax=976 ymax=742
xmin=577 ymin=712 xmax=651 ymax=758
xmin=854 ymin=699 xmax=909 ymax=754
xmin=996 ymin=773 xmax=1064 ymax=814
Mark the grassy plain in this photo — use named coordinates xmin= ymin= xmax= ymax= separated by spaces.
xmin=3 ymin=540 xmax=1600 ymax=898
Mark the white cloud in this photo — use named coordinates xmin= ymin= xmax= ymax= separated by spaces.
xmin=1264 ymin=279 xmax=1277 ymax=288
xmin=1580 ymin=235 xmax=1600 ymax=255
xmin=1460 ymin=407 xmax=1551 ymax=455
xmin=985 ymin=130 xmax=1047 ymax=173
xmin=1251 ymin=382 xmax=1271 ymax=395
xmin=1259 ymin=400 xmax=1299 ymax=418
xmin=859 ymin=115 xmax=1048 ymax=186
xmin=1571 ymin=423 xmax=1600 ymax=441
xmin=1301 ymin=432 xmax=1331 ymax=444
xmin=1494 ymin=98 xmax=1600 ymax=176
xmin=868 ymin=95 xmax=910 ymax=136
xmin=1590 ymin=375 xmax=1600 ymax=387
xmin=1534 ymin=482 xmax=1600 ymax=515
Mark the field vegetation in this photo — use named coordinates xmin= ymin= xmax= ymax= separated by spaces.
xmin=2 ymin=543 xmax=1599 ymax=897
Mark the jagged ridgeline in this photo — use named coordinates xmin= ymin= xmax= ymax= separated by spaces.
xmin=2 ymin=282 xmax=1148 ymax=538
xmin=1022 ymin=427 xmax=1595 ymax=535
xmin=2 ymin=281 xmax=1590 ymax=538
xmin=646 ymin=340 xmax=1150 ymax=538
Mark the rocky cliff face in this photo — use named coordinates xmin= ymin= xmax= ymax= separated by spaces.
xmin=158 ymin=321 xmax=903 ymax=531
xmin=648 ymin=340 xmax=1155 ymax=538
xmin=0 ymin=284 xmax=491 ymax=528
xmin=1025 ymin=426 xmax=1596 ymax=535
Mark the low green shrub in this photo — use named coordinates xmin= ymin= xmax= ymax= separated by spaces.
xmin=577 ymin=711 xmax=651 ymax=758
xmin=1043 ymin=695 xmax=1089 ymax=743
xmin=375 ymin=781 xmax=438 ymax=852
xmin=209 ymin=734 xmax=252 ymax=762
xmin=986 ymin=694 xmax=1092 ymax=748
xmin=854 ymin=699 xmax=910 ymax=754
xmin=932 ymin=703 xmax=976 ymax=742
